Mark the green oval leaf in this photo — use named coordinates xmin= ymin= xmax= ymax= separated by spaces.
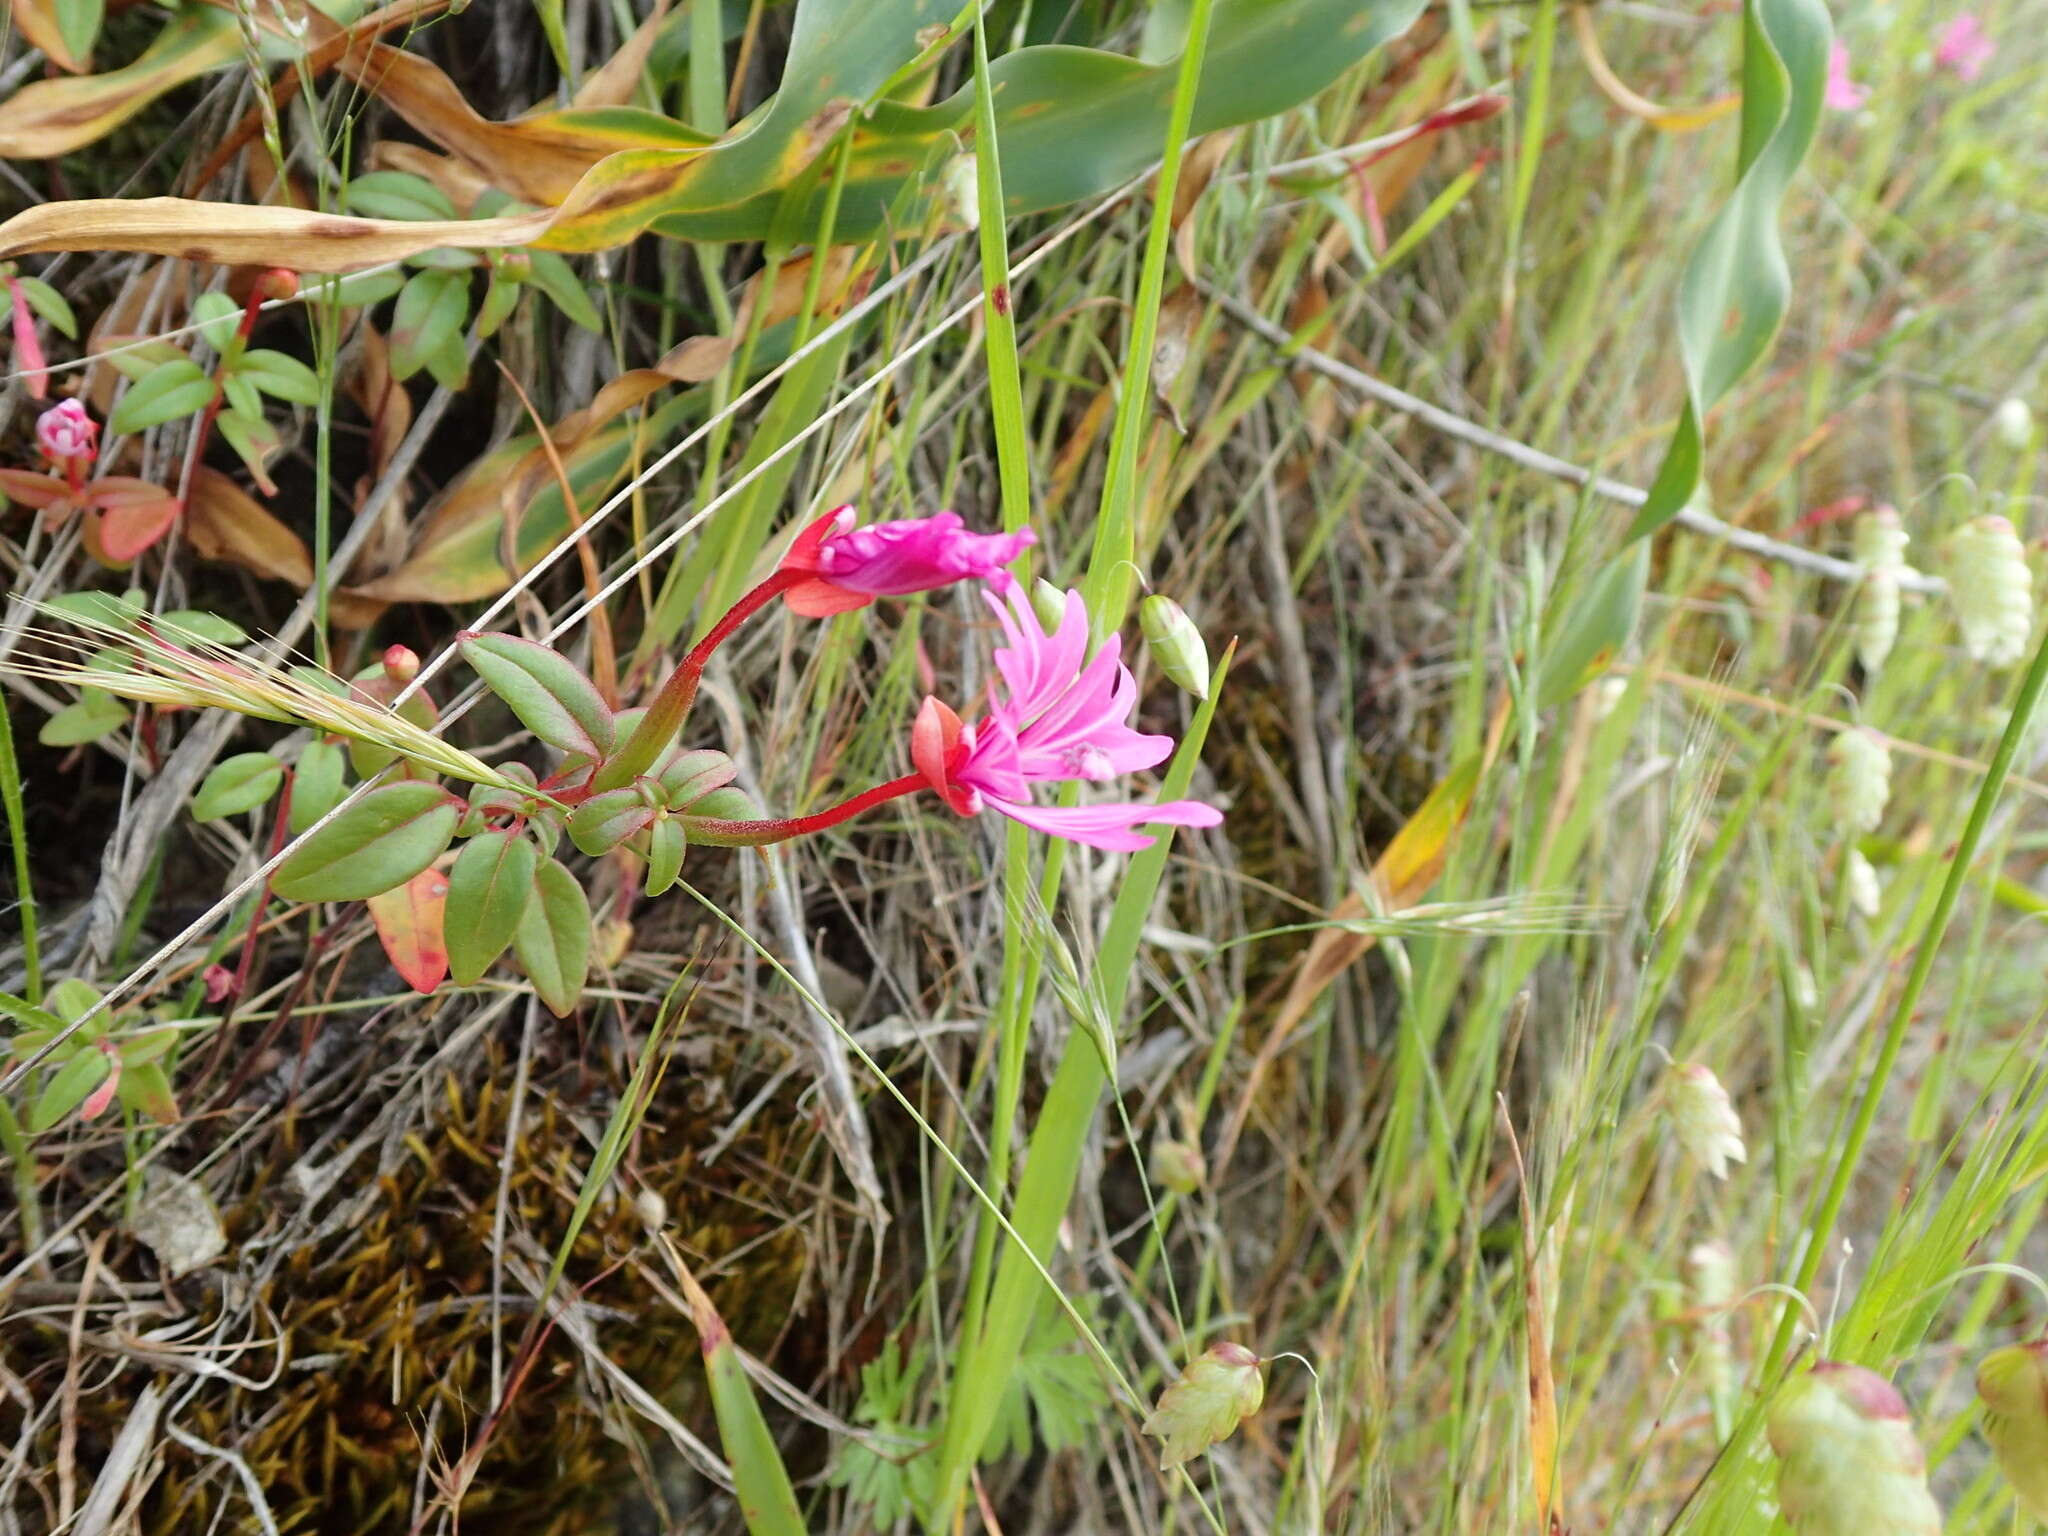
xmin=190 ymin=290 xmax=241 ymax=353
xmin=109 ymin=358 xmax=214 ymax=435
xmin=273 ymin=781 xmax=461 ymax=902
xmin=289 ymin=741 xmax=347 ymax=834
xmin=193 ymin=752 xmax=285 ymax=821
xmin=235 ymin=347 xmax=323 ymax=405
xmin=39 ymin=689 xmax=131 ymax=747
xmin=387 ymin=268 xmax=469 ymax=383
xmin=458 ymin=631 xmax=616 ymax=762
xmin=445 ymin=829 xmax=538 ymax=985
xmin=568 ymin=785 xmax=656 ymax=856
xmin=29 ymin=1047 xmax=110 ymax=1132
xmin=515 ymin=858 xmax=591 ymax=1018
xmin=117 ymin=1059 xmax=179 ymax=1124
xmin=656 ymin=747 xmax=737 ymax=807
xmin=644 ymin=816 xmax=684 ymax=897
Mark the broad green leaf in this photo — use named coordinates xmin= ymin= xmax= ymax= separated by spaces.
xmin=45 ymin=589 xmax=144 ymax=628
xmin=289 ymin=741 xmax=347 ymax=835
xmin=108 ymin=358 xmax=212 ymax=434
xmin=445 ymin=830 xmax=537 ymax=985
xmin=527 ymin=250 xmax=603 ymax=331
xmin=475 ymin=270 xmax=520 ymax=339
xmin=644 ymin=817 xmax=684 ymax=897
xmin=341 ymin=170 xmax=460 ymax=222
xmin=273 ymin=782 xmax=461 ymax=903
xmin=190 ymin=290 xmax=241 ymax=353
xmin=117 ymin=1059 xmax=178 ymax=1124
xmin=45 ymin=979 xmax=103 ymax=1022
xmin=39 ymin=689 xmax=130 ymax=746
xmin=56 ymin=0 xmax=107 ymax=69
xmin=235 ymin=348 xmax=322 ymax=405
xmin=568 ymin=785 xmax=657 ymax=856
xmin=29 ymin=1046 xmax=110 ymax=1131
xmin=514 ymin=858 xmax=590 ymax=1017
xmin=192 ymin=752 xmax=285 ymax=821
xmin=321 ymin=268 xmax=408 ymax=309
xmin=459 ymin=632 xmax=616 ymax=761
xmin=366 ymin=867 xmax=450 ymax=992
xmin=1623 ymin=0 xmax=1830 ymax=541
xmin=387 ymin=268 xmax=468 ymax=383
xmin=156 ymin=610 xmax=248 ymax=645
xmin=1535 ymin=543 xmax=1648 ymax=712
xmin=16 ymin=275 xmax=77 ymax=338
xmin=656 ymin=748 xmax=736 ymax=808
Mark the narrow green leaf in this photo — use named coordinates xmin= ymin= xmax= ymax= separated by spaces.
xmin=273 ymin=782 xmax=461 ymax=902
xmin=192 ymin=752 xmax=285 ymax=821
xmin=0 ymin=993 xmax=65 ymax=1034
xmin=459 ymin=632 xmax=617 ymax=761
xmin=235 ymin=347 xmax=322 ymax=405
xmin=16 ymin=275 xmax=77 ymax=339
xmin=445 ymin=829 xmax=538 ymax=985
xmin=514 ymin=858 xmax=591 ymax=1017
xmin=644 ymin=817 xmax=684 ymax=897
xmin=289 ymin=741 xmax=347 ymax=834
xmin=29 ymin=1047 xmax=109 ymax=1132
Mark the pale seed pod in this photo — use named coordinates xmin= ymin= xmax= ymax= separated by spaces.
xmin=1149 ymin=1135 xmax=1206 ymax=1196
xmin=1947 ymin=514 xmax=2033 ymax=667
xmin=1975 ymin=1339 xmax=2048 ymax=1522
xmin=1141 ymin=595 xmax=1211 ymax=700
xmin=941 ymin=155 xmax=979 ymax=231
xmin=1846 ymin=847 xmax=1882 ymax=918
xmin=1142 ymin=1343 xmax=1265 ymax=1469
xmin=1994 ymin=397 xmax=2035 ymax=451
xmin=1827 ymin=727 xmax=1892 ymax=836
xmin=1853 ymin=510 xmax=1910 ymax=674
xmin=1767 ymin=1363 xmax=1944 ymax=1536
xmin=1687 ymin=1241 xmax=1739 ymax=1438
xmin=1666 ymin=1063 xmax=1746 ymax=1180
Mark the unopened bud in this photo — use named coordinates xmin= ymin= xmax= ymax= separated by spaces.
xmin=1666 ymin=1062 xmax=1746 ymax=1180
xmin=1853 ymin=509 xmax=1909 ymax=674
xmin=1141 ymin=1342 xmax=1265 ymax=1469
xmin=35 ymin=399 xmax=97 ymax=466
xmin=1827 ymin=727 xmax=1892 ymax=836
xmin=1141 ymin=595 xmax=1211 ymax=700
xmin=202 ymin=963 xmax=239 ymax=1004
xmin=1948 ymin=514 xmax=2033 ymax=667
xmin=256 ymin=269 xmax=300 ymax=303
xmin=1767 ymin=1363 xmax=1943 ymax=1536
xmin=1976 ymin=1340 xmax=2048 ymax=1522
xmin=633 ymin=1186 xmax=668 ymax=1232
xmin=1149 ymin=1136 xmax=1205 ymax=1196
xmin=1031 ymin=578 xmax=1068 ymax=636
xmin=381 ymin=644 xmax=421 ymax=684
xmin=1993 ymin=397 xmax=2035 ymax=451
xmin=1845 ymin=847 xmax=1882 ymax=918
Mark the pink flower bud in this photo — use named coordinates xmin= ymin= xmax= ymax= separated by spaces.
xmin=36 ymin=399 xmax=97 ymax=467
xmin=1768 ymin=1363 xmax=1943 ymax=1535
xmin=381 ymin=645 xmax=421 ymax=684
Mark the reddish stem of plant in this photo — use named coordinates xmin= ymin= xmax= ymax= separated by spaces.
xmin=592 ymin=567 xmax=808 ymax=792
xmin=685 ymin=772 xmax=928 ymax=847
xmin=227 ymin=770 xmax=296 ymax=1010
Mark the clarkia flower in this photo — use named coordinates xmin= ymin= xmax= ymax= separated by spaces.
xmin=911 ymin=584 xmax=1222 ymax=851
xmin=1935 ymin=14 xmax=1993 ymax=81
xmin=36 ymin=399 xmax=97 ymax=469
xmin=777 ymin=507 xmax=1034 ymax=617
xmin=1825 ymin=43 xmax=1869 ymax=111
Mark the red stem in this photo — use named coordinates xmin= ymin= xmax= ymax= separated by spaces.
xmin=173 ymin=273 xmax=284 ymax=514
xmin=591 ymin=567 xmax=807 ymax=792
xmin=684 ymin=773 xmax=928 ymax=847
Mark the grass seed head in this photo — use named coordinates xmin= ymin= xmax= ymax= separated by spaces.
xmin=1666 ymin=1063 xmax=1746 ymax=1180
xmin=1845 ymin=847 xmax=1882 ymax=918
xmin=1853 ymin=510 xmax=1909 ymax=674
xmin=1975 ymin=1340 xmax=2048 ymax=1522
xmin=1142 ymin=1343 xmax=1265 ymax=1470
xmin=1947 ymin=514 xmax=2033 ymax=667
xmin=1768 ymin=1363 xmax=1943 ymax=1536
xmin=1827 ymin=727 xmax=1892 ymax=836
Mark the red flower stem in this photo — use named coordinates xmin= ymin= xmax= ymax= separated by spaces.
xmin=226 ymin=769 xmax=295 ymax=1018
xmin=683 ymin=773 xmax=928 ymax=846
xmin=592 ymin=566 xmax=807 ymax=792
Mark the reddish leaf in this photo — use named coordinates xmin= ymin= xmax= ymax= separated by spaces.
xmin=0 ymin=468 xmax=76 ymax=512
xmin=93 ymin=477 xmax=181 ymax=562
xmin=366 ymin=867 xmax=450 ymax=994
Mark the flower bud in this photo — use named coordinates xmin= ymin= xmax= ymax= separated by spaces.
xmin=1994 ymin=397 xmax=2035 ymax=451
xmin=633 ymin=1185 xmax=668 ymax=1232
xmin=1976 ymin=1340 xmax=2048 ymax=1522
xmin=1141 ymin=595 xmax=1211 ymax=700
xmin=1948 ymin=514 xmax=2033 ymax=667
xmin=1149 ymin=1135 xmax=1205 ymax=1196
xmin=1845 ymin=847 xmax=1882 ymax=918
xmin=36 ymin=399 xmax=97 ymax=467
xmin=1767 ymin=1363 xmax=1943 ymax=1536
xmin=1853 ymin=509 xmax=1909 ymax=674
xmin=1666 ymin=1062 xmax=1746 ymax=1180
xmin=381 ymin=644 xmax=421 ymax=685
xmin=1030 ymin=578 xmax=1067 ymax=636
xmin=1688 ymin=1240 xmax=1739 ymax=1434
xmin=1827 ymin=728 xmax=1892 ymax=836
xmin=1141 ymin=1342 xmax=1265 ymax=1469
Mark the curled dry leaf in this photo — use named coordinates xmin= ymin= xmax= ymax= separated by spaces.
xmin=0 ymin=5 xmax=242 ymax=160
xmin=186 ymin=467 xmax=314 ymax=587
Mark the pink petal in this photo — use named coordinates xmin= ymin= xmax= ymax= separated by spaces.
xmin=985 ymin=796 xmax=1222 ymax=851
xmin=8 ymin=278 xmax=47 ymax=401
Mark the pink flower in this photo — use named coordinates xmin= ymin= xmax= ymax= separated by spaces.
xmin=6 ymin=276 xmax=47 ymax=401
xmin=778 ymin=507 xmax=1035 ymax=617
xmin=1825 ymin=42 xmax=1869 ymax=111
xmin=911 ymin=584 xmax=1222 ymax=851
xmin=36 ymin=399 xmax=97 ymax=467
xmin=1935 ymin=14 xmax=1993 ymax=81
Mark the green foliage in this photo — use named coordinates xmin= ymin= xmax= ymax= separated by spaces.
xmin=444 ymin=830 xmax=538 ymax=986
xmin=514 ymin=858 xmax=591 ymax=1018
xmin=271 ymin=782 xmax=463 ymax=903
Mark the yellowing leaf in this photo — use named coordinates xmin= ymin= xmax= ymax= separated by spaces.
xmin=0 ymin=4 xmax=239 ymax=159
xmin=1141 ymin=1344 xmax=1265 ymax=1470
xmin=366 ymin=867 xmax=450 ymax=994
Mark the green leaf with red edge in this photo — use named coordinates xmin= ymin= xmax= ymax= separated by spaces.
xmin=192 ymin=751 xmax=285 ymax=821
xmin=568 ymin=785 xmax=657 ymax=856
xmin=117 ymin=1059 xmax=179 ymax=1124
xmin=366 ymin=867 xmax=450 ymax=993
xmin=458 ymin=632 xmax=616 ymax=762
xmin=515 ymin=858 xmax=590 ymax=1017
xmin=656 ymin=748 xmax=737 ymax=807
xmin=214 ymin=408 xmax=282 ymax=494
xmin=444 ymin=829 xmax=537 ymax=986
xmin=29 ymin=1046 xmax=110 ymax=1131
xmin=108 ymin=357 xmax=212 ymax=434
xmin=273 ymin=781 xmax=462 ymax=903
xmin=92 ymin=477 xmax=181 ymax=562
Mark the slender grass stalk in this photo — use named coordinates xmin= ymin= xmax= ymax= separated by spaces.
xmin=0 ymin=698 xmax=40 ymax=1004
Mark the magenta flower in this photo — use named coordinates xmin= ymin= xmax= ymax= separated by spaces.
xmin=911 ymin=585 xmax=1222 ymax=851
xmin=36 ymin=399 xmax=97 ymax=467
xmin=1825 ymin=42 xmax=1869 ymax=111
xmin=6 ymin=276 xmax=47 ymax=400
xmin=778 ymin=507 xmax=1035 ymax=617
xmin=1935 ymin=14 xmax=1993 ymax=81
